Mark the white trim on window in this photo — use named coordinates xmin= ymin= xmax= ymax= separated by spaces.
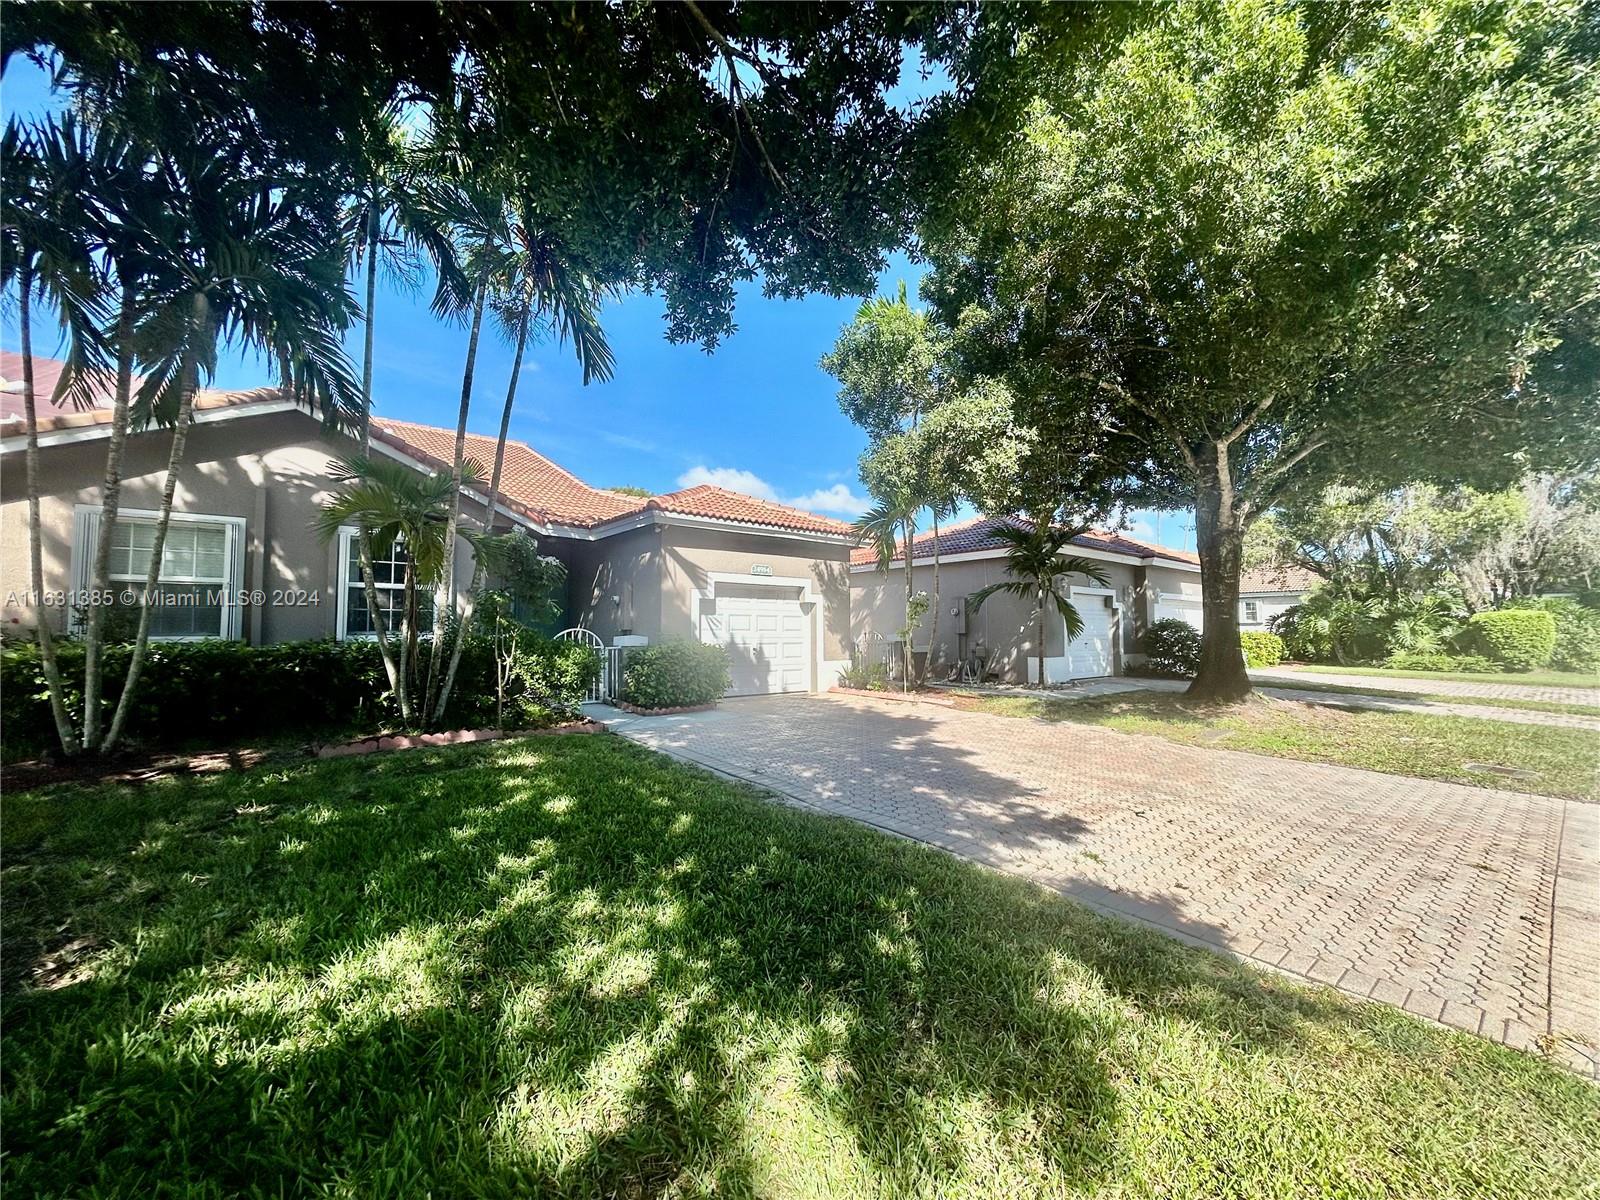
xmin=336 ymin=526 xmax=432 ymax=642
xmin=69 ymin=504 xmax=246 ymax=640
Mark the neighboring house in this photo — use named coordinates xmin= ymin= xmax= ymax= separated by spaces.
xmin=850 ymin=514 xmax=1201 ymax=684
xmin=1238 ymin=565 xmax=1319 ymax=630
xmin=0 ymin=352 xmax=853 ymax=697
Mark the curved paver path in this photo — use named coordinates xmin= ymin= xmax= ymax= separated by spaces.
xmin=598 ymin=693 xmax=1599 ymax=1076
xmin=1251 ymin=666 xmax=1600 ymax=706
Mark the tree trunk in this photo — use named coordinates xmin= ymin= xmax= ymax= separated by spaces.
xmin=103 ymin=292 xmax=209 ymax=752
xmin=425 ymin=256 xmax=491 ymax=721
xmin=434 ymin=305 xmax=528 ymax=724
xmin=1036 ymin=587 xmax=1047 ymax=687
xmin=923 ymin=510 xmax=941 ymax=685
xmin=356 ymin=211 xmax=408 ymax=722
xmin=902 ymin=517 xmax=915 ymax=690
xmin=1188 ymin=447 xmax=1252 ymax=702
xmin=17 ymin=272 xmax=79 ymax=755
xmin=82 ymin=288 xmax=138 ymax=748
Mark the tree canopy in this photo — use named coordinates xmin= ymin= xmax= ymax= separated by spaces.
xmin=905 ymin=0 xmax=1600 ymax=696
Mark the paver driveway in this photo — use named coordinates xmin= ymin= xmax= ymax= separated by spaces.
xmin=1251 ymin=666 xmax=1600 ymax=706
xmin=599 ymin=693 xmax=1599 ymax=1076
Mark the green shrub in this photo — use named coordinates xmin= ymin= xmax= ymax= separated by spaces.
xmin=1 ymin=632 xmax=594 ymax=760
xmin=1461 ymin=609 xmax=1557 ymax=671
xmin=1140 ymin=618 xmax=1201 ymax=678
xmin=621 ymin=640 xmax=730 ymax=709
xmin=1507 ymin=598 xmax=1600 ymax=673
xmin=839 ymin=661 xmax=890 ymax=690
xmin=1239 ymin=630 xmax=1285 ymax=667
xmin=1382 ymin=652 xmax=1498 ymax=673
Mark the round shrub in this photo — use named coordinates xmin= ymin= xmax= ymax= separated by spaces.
xmin=1508 ymin=598 xmax=1600 ymax=673
xmin=1461 ymin=609 xmax=1556 ymax=671
xmin=1239 ymin=630 xmax=1285 ymax=667
xmin=1140 ymin=618 xmax=1201 ymax=678
xmin=621 ymin=640 xmax=730 ymax=709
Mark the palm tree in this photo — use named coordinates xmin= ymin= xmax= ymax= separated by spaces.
xmin=315 ymin=456 xmax=479 ymax=718
xmin=430 ymin=214 xmax=615 ymax=724
xmin=0 ymin=116 xmax=108 ymax=755
xmin=966 ymin=519 xmax=1111 ymax=688
xmin=855 ymin=486 xmax=921 ymax=686
xmin=342 ymin=102 xmax=464 ymax=723
xmin=101 ymin=138 xmax=361 ymax=752
xmin=421 ymin=163 xmax=514 ymax=721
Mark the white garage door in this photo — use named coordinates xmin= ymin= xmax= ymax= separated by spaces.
xmin=1155 ymin=599 xmax=1204 ymax=631
xmin=1067 ymin=591 xmax=1115 ymax=678
xmin=701 ymin=584 xmax=811 ymax=695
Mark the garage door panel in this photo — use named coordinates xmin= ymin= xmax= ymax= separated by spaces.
xmin=702 ymin=587 xmax=813 ymax=696
xmin=1067 ymin=592 xmax=1114 ymax=678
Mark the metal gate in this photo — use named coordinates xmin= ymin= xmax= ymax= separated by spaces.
xmin=555 ymin=627 xmax=610 ymax=703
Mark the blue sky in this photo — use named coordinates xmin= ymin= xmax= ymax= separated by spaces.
xmin=2 ymin=55 xmax=1194 ymax=550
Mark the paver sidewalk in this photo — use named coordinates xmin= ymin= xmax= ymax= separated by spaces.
xmin=1251 ymin=665 xmax=1600 ymax=706
xmin=595 ymin=694 xmax=1600 ymax=1076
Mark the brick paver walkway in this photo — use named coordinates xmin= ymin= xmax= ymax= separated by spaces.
xmin=1251 ymin=665 xmax=1600 ymax=706
xmin=597 ymin=694 xmax=1600 ymax=1076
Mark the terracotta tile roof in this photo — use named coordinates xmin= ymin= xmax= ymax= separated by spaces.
xmin=1 ymin=349 xmax=288 ymax=433
xmin=371 ymin=422 xmax=851 ymax=536
xmin=624 ymin=484 xmax=852 ymax=536
xmin=370 ymin=417 xmax=639 ymax=528
xmin=849 ymin=513 xmax=1199 ymax=568
xmin=1240 ymin=565 xmax=1319 ymax=594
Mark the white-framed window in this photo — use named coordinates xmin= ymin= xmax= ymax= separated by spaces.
xmin=1242 ymin=599 xmax=1260 ymax=623
xmin=71 ymin=506 xmax=246 ymax=640
xmin=336 ymin=527 xmax=434 ymax=640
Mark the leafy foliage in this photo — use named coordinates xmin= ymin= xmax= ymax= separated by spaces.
xmin=1461 ymin=610 xmax=1558 ymax=672
xmin=1140 ymin=619 xmax=1202 ymax=679
xmin=838 ymin=661 xmax=891 ymax=691
xmin=0 ymin=635 xmax=594 ymax=760
xmin=620 ymin=641 xmax=731 ymax=710
xmin=1239 ymin=632 xmax=1285 ymax=669
xmin=1507 ymin=598 xmax=1600 ymax=674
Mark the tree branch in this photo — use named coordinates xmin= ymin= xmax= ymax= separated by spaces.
xmin=1221 ymin=394 xmax=1274 ymax=446
xmin=683 ymin=0 xmax=786 ymax=187
xmin=1237 ymin=431 xmax=1331 ymax=522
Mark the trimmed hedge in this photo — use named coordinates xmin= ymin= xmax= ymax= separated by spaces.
xmin=1508 ymin=598 xmax=1600 ymax=673
xmin=1382 ymin=652 xmax=1498 ymax=673
xmin=1139 ymin=618 xmax=1201 ymax=678
xmin=1239 ymin=630 xmax=1285 ymax=667
xmin=1 ymin=634 xmax=598 ymax=759
xmin=1461 ymin=610 xmax=1557 ymax=671
xmin=621 ymin=641 xmax=730 ymax=709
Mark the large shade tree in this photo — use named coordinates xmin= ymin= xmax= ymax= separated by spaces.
xmin=913 ymin=0 xmax=1600 ymax=699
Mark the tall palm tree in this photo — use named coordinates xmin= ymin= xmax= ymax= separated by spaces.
xmin=101 ymin=138 xmax=361 ymax=752
xmin=966 ymin=519 xmax=1111 ymax=688
xmin=342 ymin=102 xmax=464 ymax=722
xmin=421 ymin=165 xmax=514 ymax=721
xmin=315 ymin=456 xmax=479 ymax=718
xmin=855 ymin=486 xmax=922 ymax=686
xmin=431 ymin=214 xmax=615 ymax=724
xmin=0 ymin=116 xmax=108 ymax=755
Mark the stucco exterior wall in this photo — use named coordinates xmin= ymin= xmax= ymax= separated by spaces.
xmin=1 ymin=410 xmax=488 ymax=642
xmin=556 ymin=525 xmax=664 ymax=644
xmin=850 ymin=557 xmax=1140 ymax=683
xmin=1240 ymin=592 xmax=1303 ymax=629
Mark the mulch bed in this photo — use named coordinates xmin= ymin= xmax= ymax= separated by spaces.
xmin=613 ymin=701 xmax=720 ymax=716
xmin=1 ymin=720 xmax=606 ymax=791
xmin=828 ymin=686 xmax=958 ymax=707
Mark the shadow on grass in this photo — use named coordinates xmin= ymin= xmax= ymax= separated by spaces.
xmin=1 ymin=735 xmax=1590 ymax=1197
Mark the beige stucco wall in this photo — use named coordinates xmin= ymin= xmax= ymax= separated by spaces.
xmin=850 ymin=557 xmax=1142 ymax=682
xmin=1 ymin=410 xmax=488 ymax=642
xmin=558 ymin=522 xmax=853 ymax=688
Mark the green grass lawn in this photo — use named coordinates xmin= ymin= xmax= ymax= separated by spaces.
xmin=1280 ymin=663 xmax=1600 ymax=689
xmin=3 ymin=738 xmax=1596 ymax=1199
xmin=956 ymin=693 xmax=1599 ymax=800
xmin=1246 ymin=678 xmax=1600 ymax=718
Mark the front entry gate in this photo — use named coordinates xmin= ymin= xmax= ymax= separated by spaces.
xmin=555 ymin=627 xmax=617 ymax=703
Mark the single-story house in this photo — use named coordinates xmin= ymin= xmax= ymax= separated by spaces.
xmin=850 ymin=515 xmax=1202 ymax=684
xmin=0 ymin=352 xmax=853 ymax=697
xmin=1238 ymin=565 xmax=1318 ymax=630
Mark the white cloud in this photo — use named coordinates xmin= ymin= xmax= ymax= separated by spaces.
xmin=677 ymin=465 xmax=870 ymax=518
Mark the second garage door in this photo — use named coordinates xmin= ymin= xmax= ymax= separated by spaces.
xmin=701 ymin=584 xmax=811 ymax=695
